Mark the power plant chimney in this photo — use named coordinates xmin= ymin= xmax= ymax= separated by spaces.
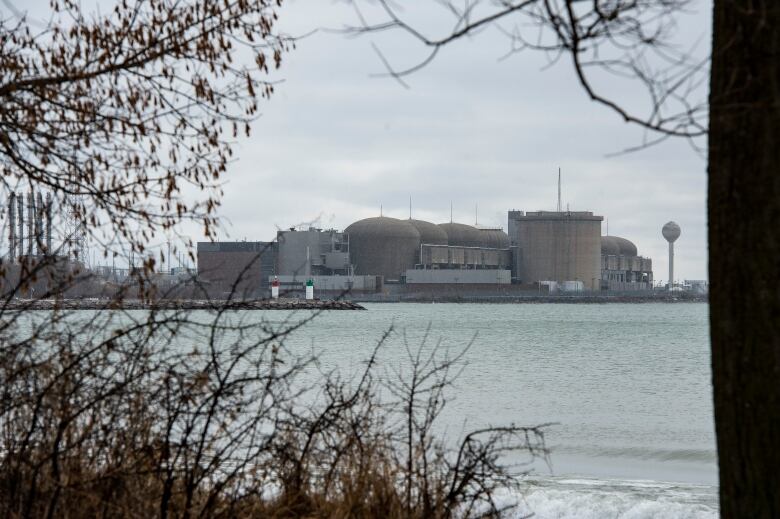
xmin=8 ymin=192 xmax=16 ymax=260
xmin=35 ymin=191 xmax=44 ymax=256
xmin=27 ymin=191 xmax=34 ymax=256
xmin=45 ymin=192 xmax=52 ymax=255
xmin=662 ymin=221 xmax=681 ymax=289
xmin=16 ymin=194 xmax=24 ymax=258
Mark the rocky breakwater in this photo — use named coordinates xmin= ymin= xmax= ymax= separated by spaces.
xmin=3 ymin=298 xmax=366 ymax=311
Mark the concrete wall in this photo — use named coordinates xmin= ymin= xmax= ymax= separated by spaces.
xmin=419 ymin=244 xmax=512 ymax=269
xmin=405 ymin=269 xmax=511 ymax=284
xmin=272 ymin=274 xmax=377 ymax=292
xmin=601 ymin=254 xmax=653 ymax=287
xmin=601 ymin=280 xmax=652 ymax=291
xmin=508 ymin=211 xmax=603 ymax=290
xmin=356 ymin=281 xmax=545 ymax=301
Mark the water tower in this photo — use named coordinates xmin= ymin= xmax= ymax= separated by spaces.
xmin=662 ymin=221 xmax=681 ymax=289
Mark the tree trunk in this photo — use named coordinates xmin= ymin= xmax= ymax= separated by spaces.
xmin=708 ymin=1 xmax=780 ymax=516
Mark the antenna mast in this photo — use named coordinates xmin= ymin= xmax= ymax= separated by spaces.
xmin=557 ymin=167 xmax=562 ymax=213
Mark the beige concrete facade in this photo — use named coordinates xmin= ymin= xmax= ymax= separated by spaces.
xmin=508 ymin=211 xmax=603 ymax=290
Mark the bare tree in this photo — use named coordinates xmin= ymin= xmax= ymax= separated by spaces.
xmin=0 ymin=2 xmax=551 ymax=517
xmin=708 ymin=2 xmax=780 ymax=517
xmin=269 ymin=326 xmax=550 ymax=518
xmin=345 ymin=1 xmax=780 ymax=515
xmin=1 ymin=0 xmax=289 ymax=266
xmin=346 ymin=0 xmax=708 ymax=146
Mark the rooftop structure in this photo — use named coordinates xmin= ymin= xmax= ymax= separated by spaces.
xmin=276 ymin=227 xmax=350 ymax=277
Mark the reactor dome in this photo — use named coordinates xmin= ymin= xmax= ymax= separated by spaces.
xmin=438 ymin=222 xmax=484 ymax=248
xmin=478 ymin=228 xmax=510 ymax=249
xmin=601 ymin=236 xmax=638 ymax=256
xmin=408 ymin=219 xmax=448 ymax=245
xmin=614 ymin=236 xmax=638 ymax=257
xmin=601 ymin=236 xmax=621 ymax=256
xmin=345 ymin=217 xmax=421 ymax=281
xmin=662 ymin=221 xmax=681 ymax=243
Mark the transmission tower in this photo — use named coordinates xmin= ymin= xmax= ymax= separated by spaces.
xmin=62 ymin=196 xmax=87 ymax=264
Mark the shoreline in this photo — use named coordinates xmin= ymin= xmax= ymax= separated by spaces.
xmin=351 ymin=293 xmax=708 ymax=304
xmin=1 ymin=298 xmax=366 ymax=311
xmin=1 ymin=293 xmax=707 ymax=310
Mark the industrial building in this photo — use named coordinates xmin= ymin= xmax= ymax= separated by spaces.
xmin=600 ymin=236 xmax=653 ymax=290
xmin=195 ymin=207 xmax=655 ymax=298
xmin=345 ymin=217 xmax=512 ymax=284
xmin=508 ymin=210 xmax=603 ymax=290
xmin=276 ymin=227 xmax=350 ymax=276
xmin=345 ymin=217 xmax=419 ymax=282
xmin=0 ymin=189 xmax=94 ymax=298
xmin=4 ymin=190 xmax=56 ymax=260
xmin=412 ymin=222 xmax=511 ymax=284
xmin=196 ymin=241 xmax=275 ymax=299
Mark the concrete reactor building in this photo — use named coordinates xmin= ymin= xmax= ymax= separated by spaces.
xmin=600 ymin=236 xmax=653 ymax=290
xmin=508 ymin=210 xmax=603 ymax=290
xmin=195 ymin=204 xmax=655 ymax=298
xmin=345 ymin=217 xmax=421 ymax=282
xmin=344 ymin=216 xmax=512 ymax=284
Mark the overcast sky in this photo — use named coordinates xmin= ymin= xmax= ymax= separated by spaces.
xmin=209 ymin=0 xmax=711 ymax=282
xmin=13 ymin=0 xmax=712 ymax=282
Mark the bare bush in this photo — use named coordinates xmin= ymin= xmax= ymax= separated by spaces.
xmin=0 ymin=2 xmax=549 ymax=517
xmin=0 ymin=311 xmax=548 ymax=518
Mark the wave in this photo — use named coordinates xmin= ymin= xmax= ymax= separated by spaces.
xmin=487 ymin=476 xmax=718 ymax=519
xmin=553 ymin=444 xmax=717 ymax=463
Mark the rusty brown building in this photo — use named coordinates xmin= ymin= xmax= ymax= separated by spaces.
xmin=196 ymin=241 xmax=276 ymax=299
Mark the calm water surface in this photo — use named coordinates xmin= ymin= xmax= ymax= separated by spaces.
xmin=21 ymin=302 xmax=715 ymax=517
xmin=267 ymin=302 xmax=717 ymax=517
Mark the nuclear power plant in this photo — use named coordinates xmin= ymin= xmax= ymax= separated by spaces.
xmin=196 ymin=207 xmax=657 ymax=298
xmin=0 ymin=191 xmax=676 ymax=299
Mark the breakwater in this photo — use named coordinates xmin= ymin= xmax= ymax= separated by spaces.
xmin=2 ymin=298 xmax=365 ymax=311
xmin=352 ymin=292 xmax=707 ymax=304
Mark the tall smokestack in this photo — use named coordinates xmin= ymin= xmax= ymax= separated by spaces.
xmin=17 ymin=194 xmax=24 ymax=258
xmin=45 ymin=192 xmax=52 ymax=255
xmin=8 ymin=192 xmax=16 ymax=260
xmin=35 ymin=191 xmax=44 ymax=256
xmin=27 ymin=191 xmax=34 ymax=256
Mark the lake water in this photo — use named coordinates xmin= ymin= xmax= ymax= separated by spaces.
xmin=271 ymin=302 xmax=717 ymax=518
